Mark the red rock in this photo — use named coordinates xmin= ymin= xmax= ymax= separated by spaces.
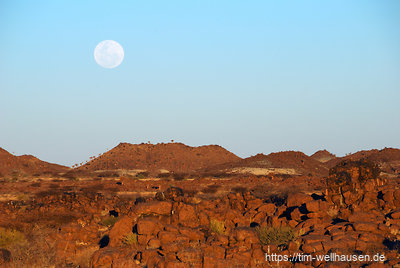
xmin=358 ymin=232 xmax=384 ymax=243
xmin=302 ymin=242 xmax=323 ymax=253
xmin=176 ymin=248 xmax=202 ymax=264
xmin=134 ymin=201 xmax=172 ymax=216
xmin=391 ymin=209 xmax=400 ymax=219
xmin=232 ymin=227 xmax=257 ymax=242
xmin=179 ymin=228 xmax=204 ymax=242
xmin=202 ymin=256 xmax=227 ymax=268
xmin=321 ymin=240 xmax=343 ymax=252
xmin=246 ymin=199 xmax=263 ymax=210
xmin=257 ymin=203 xmax=276 ymax=214
xmin=207 ymin=234 xmax=229 ymax=246
xmin=291 ymin=207 xmax=302 ymax=221
xmin=352 ymin=222 xmax=377 ymax=232
xmin=158 ymin=231 xmax=178 ymax=245
xmin=177 ymin=203 xmax=198 ymax=227
xmin=137 ymin=234 xmax=151 ymax=245
xmin=165 ymin=261 xmax=190 ymax=268
xmin=137 ymin=217 xmax=160 ymax=235
xmin=147 ymin=238 xmax=161 ymax=249
xmin=287 ymin=193 xmax=313 ymax=207
xmin=302 ymin=234 xmax=328 ymax=244
xmin=226 ymin=249 xmax=251 ymax=266
xmin=90 ymin=248 xmax=128 ymax=268
xmin=305 ymin=200 xmax=320 ymax=212
xmin=141 ymin=249 xmax=160 ymax=264
xmin=108 ymin=215 xmax=134 ymax=247
xmin=203 ymin=245 xmax=225 ymax=259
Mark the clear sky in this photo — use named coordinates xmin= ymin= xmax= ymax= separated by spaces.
xmin=1 ymin=1 xmax=399 ymax=166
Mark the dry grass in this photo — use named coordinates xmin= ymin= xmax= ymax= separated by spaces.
xmin=0 ymin=228 xmax=26 ymax=248
xmin=123 ymin=233 xmax=138 ymax=246
xmin=100 ymin=216 xmax=119 ymax=227
xmin=8 ymin=228 xmax=57 ymax=268
xmin=210 ymin=219 xmax=226 ymax=235
xmin=256 ymin=226 xmax=296 ymax=248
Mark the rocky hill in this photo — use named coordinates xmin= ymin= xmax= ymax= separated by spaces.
xmin=326 ymin=147 xmax=400 ymax=176
xmin=205 ymin=151 xmax=329 ymax=177
xmin=77 ymin=142 xmax=241 ymax=174
xmin=310 ymin=149 xmax=336 ymax=163
xmin=0 ymin=147 xmax=69 ymax=176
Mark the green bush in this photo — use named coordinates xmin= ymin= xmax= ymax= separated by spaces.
xmin=256 ymin=226 xmax=296 ymax=247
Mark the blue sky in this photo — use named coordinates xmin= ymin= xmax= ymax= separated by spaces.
xmin=1 ymin=0 xmax=399 ymax=166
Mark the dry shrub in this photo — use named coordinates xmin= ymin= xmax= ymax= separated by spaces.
xmin=100 ymin=216 xmax=119 ymax=227
xmin=0 ymin=228 xmax=26 ymax=248
xmin=49 ymin=183 xmax=59 ymax=189
xmin=251 ymin=184 xmax=300 ymax=206
xmin=123 ymin=233 xmax=137 ymax=246
xmin=210 ymin=219 xmax=225 ymax=235
xmin=136 ymin=172 xmax=149 ymax=179
xmin=15 ymin=212 xmax=79 ymax=229
xmin=157 ymin=172 xmax=171 ymax=178
xmin=202 ymin=171 xmax=231 ymax=178
xmin=202 ymin=184 xmax=221 ymax=194
xmin=172 ymin=173 xmax=186 ymax=181
xmin=30 ymin=182 xmax=41 ymax=188
xmin=35 ymin=189 xmax=61 ymax=198
xmin=97 ymin=171 xmax=119 ymax=178
xmin=256 ymin=226 xmax=296 ymax=248
xmin=80 ymin=184 xmax=104 ymax=193
xmin=184 ymin=189 xmax=199 ymax=196
xmin=9 ymin=227 xmax=57 ymax=268
xmin=231 ymin=186 xmax=248 ymax=194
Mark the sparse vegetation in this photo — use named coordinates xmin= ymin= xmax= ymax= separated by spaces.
xmin=97 ymin=171 xmax=119 ymax=178
xmin=202 ymin=184 xmax=221 ymax=194
xmin=123 ymin=233 xmax=138 ymax=246
xmin=0 ymin=228 xmax=26 ymax=248
xmin=173 ymin=173 xmax=186 ymax=181
xmin=136 ymin=172 xmax=149 ymax=179
xmin=256 ymin=226 xmax=296 ymax=248
xmin=100 ymin=216 xmax=119 ymax=227
xmin=210 ymin=219 xmax=225 ymax=235
xmin=231 ymin=186 xmax=247 ymax=193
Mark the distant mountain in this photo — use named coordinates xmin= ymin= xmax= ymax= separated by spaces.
xmin=0 ymin=147 xmax=69 ymax=176
xmin=326 ymin=148 xmax=400 ymax=175
xmin=310 ymin=150 xmax=336 ymax=163
xmin=205 ymin=150 xmax=329 ymax=177
xmin=77 ymin=142 xmax=241 ymax=173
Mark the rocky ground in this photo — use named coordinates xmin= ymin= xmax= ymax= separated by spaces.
xmin=0 ymin=161 xmax=399 ymax=267
xmin=1 ymin=144 xmax=400 ymax=267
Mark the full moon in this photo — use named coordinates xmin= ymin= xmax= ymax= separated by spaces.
xmin=94 ymin=40 xmax=124 ymax=68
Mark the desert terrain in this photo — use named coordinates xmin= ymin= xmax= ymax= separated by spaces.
xmin=1 ymin=143 xmax=400 ymax=267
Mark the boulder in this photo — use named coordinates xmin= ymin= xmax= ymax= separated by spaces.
xmin=287 ymin=193 xmax=313 ymax=207
xmin=134 ymin=201 xmax=172 ymax=216
xmin=108 ymin=216 xmax=134 ymax=247
xmin=176 ymin=248 xmax=202 ymax=264
xmin=137 ymin=217 xmax=160 ymax=235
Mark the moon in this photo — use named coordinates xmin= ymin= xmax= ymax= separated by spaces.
xmin=94 ymin=40 xmax=124 ymax=68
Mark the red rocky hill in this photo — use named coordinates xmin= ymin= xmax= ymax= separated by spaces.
xmin=0 ymin=147 xmax=69 ymax=176
xmin=205 ymin=151 xmax=329 ymax=177
xmin=326 ymin=148 xmax=400 ymax=175
xmin=310 ymin=150 xmax=336 ymax=163
xmin=77 ymin=142 xmax=241 ymax=174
